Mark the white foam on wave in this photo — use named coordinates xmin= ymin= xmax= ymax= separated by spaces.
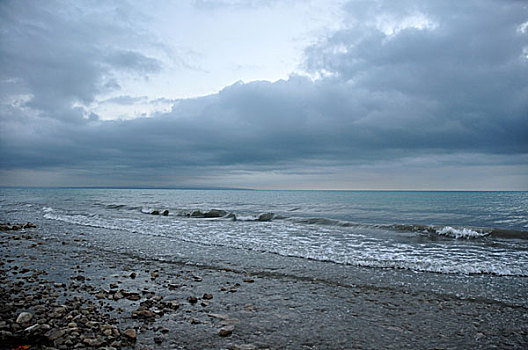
xmin=41 ymin=208 xmax=527 ymax=277
xmin=42 ymin=206 xmax=54 ymax=213
xmin=436 ymin=226 xmax=489 ymax=239
xmin=44 ymin=212 xmax=127 ymax=232
xmin=235 ymin=215 xmax=258 ymax=221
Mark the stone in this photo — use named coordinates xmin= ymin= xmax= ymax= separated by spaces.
xmin=16 ymin=312 xmax=33 ymax=324
xmin=233 ymin=345 xmax=258 ymax=350
xmin=208 ymin=313 xmax=229 ymax=320
xmin=129 ymin=272 xmax=137 ymax=279
xmin=218 ymin=325 xmax=234 ymax=337
xmin=162 ymin=210 xmax=169 ymax=216
xmin=257 ymin=213 xmax=274 ymax=221
xmin=193 ymin=275 xmax=203 ymax=282
xmin=0 ymin=330 xmax=13 ymax=338
xmin=123 ymin=328 xmax=136 ymax=340
xmin=151 ymin=210 xmax=160 ymax=215
xmin=154 ymin=335 xmax=165 ymax=344
xmin=54 ymin=306 xmax=67 ymax=314
xmin=46 ymin=328 xmax=66 ymax=341
xmin=243 ymin=278 xmax=255 ymax=283
xmin=126 ymin=292 xmax=141 ymax=301
xmin=83 ymin=337 xmax=104 ymax=347
xmin=204 ymin=209 xmax=227 ymax=218
xmin=24 ymin=324 xmax=40 ymax=332
xmin=203 ymin=293 xmax=213 ymax=300
xmin=190 ymin=210 xmax=203 ymax=217
xmin=110 ymin=340 xmax=122 ymax=348
xmin=132 ymin=308 xmax=156 ymax=319
xmin=166 ymin=300 xmax=180 ymax=310
xmin=187 ymin=296 xmax=198 ymax=304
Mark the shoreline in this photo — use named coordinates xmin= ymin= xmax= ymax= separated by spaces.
xmin=1 ymin=224 xmax=527 ymax=349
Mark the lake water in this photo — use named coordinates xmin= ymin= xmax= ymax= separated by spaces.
xmin=1 ymin=188 xmax=527 ymax=306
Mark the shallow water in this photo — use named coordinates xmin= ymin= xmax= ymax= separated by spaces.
xmin=1 ymin=188 xmax=527 ymax=306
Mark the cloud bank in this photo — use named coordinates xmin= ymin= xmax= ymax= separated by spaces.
xmin=1 ymin=0 xmax=527 ymax=189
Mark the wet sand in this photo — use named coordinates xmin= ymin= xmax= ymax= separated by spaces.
xmin=1 ymin=224 xmax=527 ymax=349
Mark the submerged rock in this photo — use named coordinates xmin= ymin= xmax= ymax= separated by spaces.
xmin=154 ymin=335 xmax=165 ymax=344
xmin=165 ymin=300 xmax=180 ymax=310
xmin=162 ymin=210 xmax=169 ymax=216
xmin=233 ymin=345 xmax=258 ymax=350
xmin=125 ymin=292 xmax=141 ymax=301
xmin=218 ymin=325 xmax=234 ymax=337
xmin=151 ymin=210 xmax=160 ymax=215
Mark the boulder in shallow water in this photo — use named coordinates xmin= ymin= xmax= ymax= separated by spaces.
xmin=190 ymin=210 xmax=203 ymax=217
xmin=257 ymin=213 xmax=274 ymax=222
xmin=162 ymin=210 xmax=169 ymax=216
xmin=151 ymin=210 xmax=160 ymax=215
xmin=204 ymin=209 xmax=227 ymax=218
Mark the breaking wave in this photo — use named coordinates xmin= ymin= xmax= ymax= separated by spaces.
xmin=40 ymin=203 xmax=528 ymax=277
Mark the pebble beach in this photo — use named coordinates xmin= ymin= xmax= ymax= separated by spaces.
xmin=1 ymin=222 xmax=527 ymax=349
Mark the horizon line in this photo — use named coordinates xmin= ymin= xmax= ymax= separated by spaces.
xmin=1 ymin=186 xmax=526 ymax=192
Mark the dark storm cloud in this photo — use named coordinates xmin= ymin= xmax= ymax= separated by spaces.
xmin=0 ymin=0 xmax=527 ymax=187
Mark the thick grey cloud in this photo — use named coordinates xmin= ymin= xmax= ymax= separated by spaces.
xmin=0 ymin=0 xmax=161 ymax=122
xmin=0 ymin=0 xmax=527 ymax=189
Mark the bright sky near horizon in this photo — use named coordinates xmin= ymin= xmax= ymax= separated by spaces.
xmin=1 ymin=0 xmax=527 ymax=190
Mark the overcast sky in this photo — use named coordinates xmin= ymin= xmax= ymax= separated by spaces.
xmin=1 ymin=0 xmax=527 ymax=190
